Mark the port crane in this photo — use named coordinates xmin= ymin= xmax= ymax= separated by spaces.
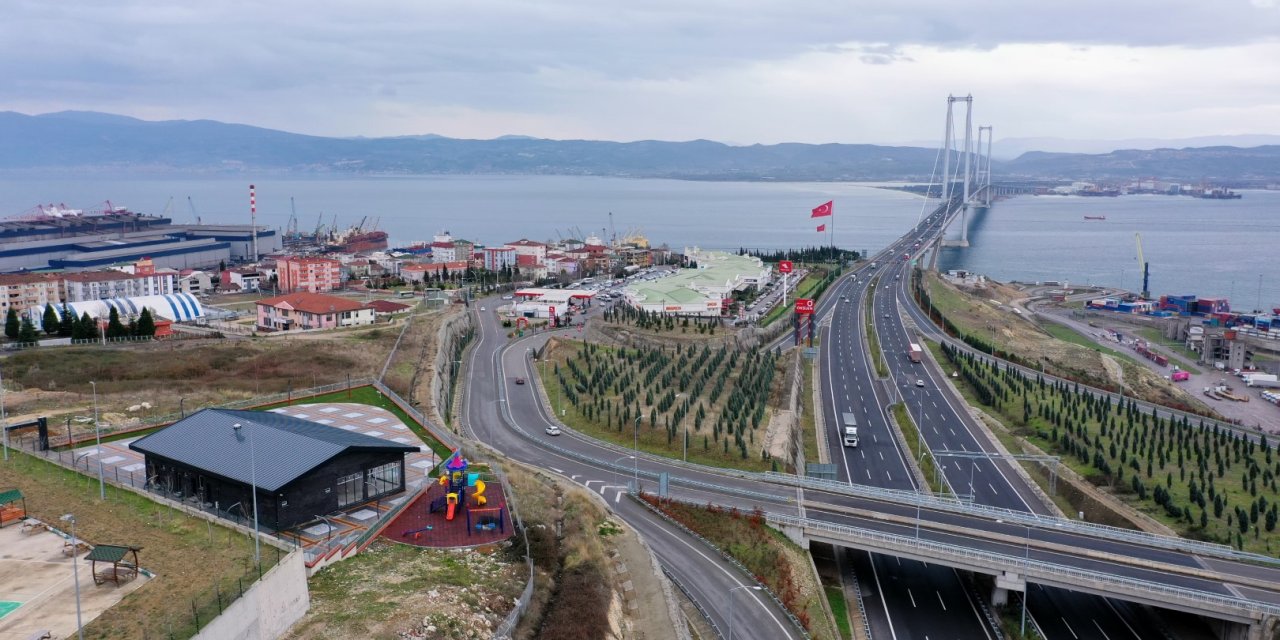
xmin=1134 ymin=232 xmax=1151 ymax=300
xmin=187 ymin=197 xmax=201 ymax=225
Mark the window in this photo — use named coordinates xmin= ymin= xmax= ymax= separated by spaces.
xmin=366 ymin=462 xmax=401 ymax=498
xmin=336 ymin=472 xmax=362 ymax=507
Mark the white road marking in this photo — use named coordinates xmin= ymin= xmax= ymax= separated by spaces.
xmin=936 ymin=590 xmax=947 ymax=611
xmin=585 ymin=480 xmax=601 ymax=488
xmin=550 ymin=467 xmax=564 ymax=474
xmin=1093 ymin=619 xmax=1113 ymax=640
xmin=1062 ymin=617 xmax=1079 ymax=639
xmin=908 ymin=588 xmax=916 ymax=608
xmin=988 ymin=483 xmax=998 ymax=495
xmin=571 ymin=474 xmax=581 ymax=480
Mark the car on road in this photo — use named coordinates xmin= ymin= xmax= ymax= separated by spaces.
xmin=502 ymin=295 xmax=513 ymax=300
xmin=479 ymin=306 xmax=486 ymax=311
xmin=514 ymin=377 xmax=526 ymax=385
xmin=545 ymin=426 xmax=561 ymax=436
xmin=916 ymin=379 xmax=925 ymax=387
xmin=883 ymin=313 xmax=889 ymax=318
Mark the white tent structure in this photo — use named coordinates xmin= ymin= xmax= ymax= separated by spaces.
xmin=27 ymin=292 xmax=205 ymax=330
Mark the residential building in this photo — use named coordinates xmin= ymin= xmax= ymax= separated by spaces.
xmin=277 ymin=256 xmax=343 ymax=293
xmin=484 ymin=246 xmax=516 ymax=272
xmin=220 ymin=267 xmax=263 ymax=292
xmin=255 ymin=292 xmax=374 ymax=331
xmin=505 ymin=239 xmax=547 ymax=263
xmin=400 ymin=261 xmax=469 ymax=284
xmin=63 ymin=269 xmax=176 ymax=303
xmin=429 ymin=242 xmax=456 ymax=263
xmin=0 ymin=273 xmax=63 ymax=314
xmin=366 ymin=299 xmax=413 ymax=317
xmin=177 ymin=269 xmax=213 ymax=295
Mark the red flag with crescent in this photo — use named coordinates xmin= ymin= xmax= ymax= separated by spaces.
xmin=816 ymin=224 xmax=826 ymax=232
xmin=811 ymin=201 xmax=833 ymax=218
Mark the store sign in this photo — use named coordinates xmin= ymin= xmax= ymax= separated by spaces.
xmin=778 ymin=260 xmax=793 ymax=274
xmin=795 ymin=298 xmax=815 ymax=314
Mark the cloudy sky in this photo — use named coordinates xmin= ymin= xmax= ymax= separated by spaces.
xmin=4 ymin=0 xmax=1279 ymax=145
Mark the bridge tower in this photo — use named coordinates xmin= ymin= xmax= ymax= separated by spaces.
xmin=977 ymin=125 xmax=993 ymax=207
xmin=940 ymin=95 xmax=974 ymax=248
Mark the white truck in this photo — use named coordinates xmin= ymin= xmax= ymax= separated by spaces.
xmin=1245 ymin=373 xmax=1280 ymax=388
xmin=841 ymin=412 xmax=859 ymax=447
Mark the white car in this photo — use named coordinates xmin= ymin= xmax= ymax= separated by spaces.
xmin=916 ymin=379 xmax=925 ymax=387
xmin=479 ymin=306 xmax=486 ymax=311
xmin=545 ymin=426 xmax=562 ymax=436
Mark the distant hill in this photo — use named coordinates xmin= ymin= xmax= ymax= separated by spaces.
xmin=993 ymin=134 xmax=1280 ymax=159
xmin=2 ymin=111 xmax=1278 ymax=182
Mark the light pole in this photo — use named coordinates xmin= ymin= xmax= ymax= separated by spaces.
xmin=232 ymin=423 xmax=261 ymax=566
xmin=179 ymin=396 xmax=186 ymax=419
xmin=90 ymin=382 xmax=104 ymax=500
xmin=60 ymin=514 xmax=84 ymax=640
xmin=728 ymin=584 xmax=762 ymax=640
xmin=1021 ymin=524 xmax=1031 ymax=636
xmin=633 ymin=416 xmax=641 ymax=490
xmin=612 ymin=455 xmax=634 ymax=492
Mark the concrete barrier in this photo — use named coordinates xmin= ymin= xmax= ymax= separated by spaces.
xmin=194 ymin=549 xmax=309 ymax=640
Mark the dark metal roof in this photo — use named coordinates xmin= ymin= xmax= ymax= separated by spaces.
xmin=128 ymin=409 xmax=419 ymax=492
xmin=85 ymin=544 xmax=140 ymax=563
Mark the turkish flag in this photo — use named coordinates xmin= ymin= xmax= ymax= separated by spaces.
xmin=816 ymin=224 xmax=826 ymax=232
xmin=811 ymin=201 xmax=833 ymax=218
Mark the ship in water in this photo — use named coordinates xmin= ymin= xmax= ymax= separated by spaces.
xmin=1191 ymin=187 xmax=1242 ymax=200
xmin=325 ymin=216 xmax=388 ymax=253
xmin=1084 ymin=215 xmax=1106 ymax=220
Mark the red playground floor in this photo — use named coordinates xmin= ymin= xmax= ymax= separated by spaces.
xmin=381 ymin=481 xmax=513 ymax=548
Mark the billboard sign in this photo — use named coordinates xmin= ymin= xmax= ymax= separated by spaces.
xmin=795 ymin=298 xmax=815 ymax=314
xmin=778 ymin=260 xmax=794 ymax=274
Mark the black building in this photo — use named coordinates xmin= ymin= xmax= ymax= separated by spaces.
xmin=129 ymin=408 xmax=419 ymax=530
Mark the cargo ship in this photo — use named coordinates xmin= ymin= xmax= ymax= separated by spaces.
xmin=1084 ymin=215 xmax=1106 ymax=220
xmin=1193 ymin=187 xmax=1242 ymax=200
xmin=328 ymin=228 xmax=388 ymax=253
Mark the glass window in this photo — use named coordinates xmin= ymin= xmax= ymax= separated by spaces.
xmin=336 ymin=472 xmax=362 ymax=507
xmin=366 ymin=462 xmax=401 ymax=498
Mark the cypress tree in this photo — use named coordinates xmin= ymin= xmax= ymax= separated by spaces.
xmin=42 ymin=303 xmax=59 ymax=336
xmin=58 ymin=306 xmax=74 ymax=337
xmin=106 ymin=307 xmax=127 ymax=339
xmin=4 ymin=308 xmax=18 ymax=340
xmin=136 ymin=308 xmax=157 ymax=337
xmin=17 ymin=317 xmax=38 ymax=344
xmin=79 ymin=312 xmax=99 ymax=340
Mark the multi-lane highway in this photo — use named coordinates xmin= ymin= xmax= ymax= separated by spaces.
xmin=455 ymin=202 xmax=1280 ymax=639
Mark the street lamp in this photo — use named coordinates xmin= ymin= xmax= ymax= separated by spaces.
xmin=60 ymin=514 xmax=84 ymax=640
xmin=232 ymin=423 xmax=261 ymax=566
xmin=728 ymin=584 xmax=763 ymax=640
xmin=612 ymin=455 xmax=634 ymax=492
xmin=90 ymin=382 xmax=104 ymax=500
xmin=633 ymin=416 xmax=641 ymax=490
xmin=1021 ymin=524 xmax=1032 ymax=636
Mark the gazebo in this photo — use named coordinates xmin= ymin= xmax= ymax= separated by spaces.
xmin=0 ymin=488 xmax=25 ymax=527
xmin=85 ymin=544 xmax=142 ymax=586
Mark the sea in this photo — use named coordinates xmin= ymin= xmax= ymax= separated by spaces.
xmin=0 ymin=175 xmax=1276 ymax=311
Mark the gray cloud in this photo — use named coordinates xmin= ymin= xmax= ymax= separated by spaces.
xmin=2 ymin=0 xmax=1278 ymax=142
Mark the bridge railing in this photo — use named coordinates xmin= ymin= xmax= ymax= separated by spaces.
xmin=766 ymin=513 xmax=1280 ymax=621
xmin=758 ymin=472 xmax=1279 ymax=567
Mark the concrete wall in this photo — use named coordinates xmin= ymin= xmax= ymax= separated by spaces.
xmin=194 ymin=549 xmax=309 ymax=640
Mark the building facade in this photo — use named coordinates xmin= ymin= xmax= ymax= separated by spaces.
xmin=277 ymin=256 xmax=342 ymax=293
xmin=0 ymin=273 xmax=63 ymax=314
xmin=255 ymin=292 xmax=373 ymax=331
xmin=484 ymin=246 xmax=516 ymax=272
xmin=62 ymin=269 xmax=177 ymax=303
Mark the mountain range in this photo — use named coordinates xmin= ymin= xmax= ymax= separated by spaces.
xmin=3 ymin=111 xmax=1278 ymax=183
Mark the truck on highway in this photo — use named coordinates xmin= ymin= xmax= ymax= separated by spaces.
xmin=908 ymin=343 xmax=923 ymax=363
xmin=841 ymin=413 xmax=859 ymax=447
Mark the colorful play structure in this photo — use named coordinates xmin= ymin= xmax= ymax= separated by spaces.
xmin=401 ymin=452 xmax=507 ymax=541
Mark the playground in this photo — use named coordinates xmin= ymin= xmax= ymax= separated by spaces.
xmin=381 ymin=453 xmax=512 ymax=549
xmin=0 ymin=519 xmax=149 ymax=639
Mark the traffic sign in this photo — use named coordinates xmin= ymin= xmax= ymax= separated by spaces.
xmin=795 ymin=298 xmax=815 ymax=314
xmin=778 ymin=260 xmax=793 ymax=274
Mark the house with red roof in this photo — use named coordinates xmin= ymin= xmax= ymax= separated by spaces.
xmin=255 ymin=292 xmax=373 ymax=332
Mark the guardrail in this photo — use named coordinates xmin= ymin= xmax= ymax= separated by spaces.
xmin=767 ymin=513 xmax=1280 ymax=621
xmin=759 ymin=472 xmax=1280 ymax=567
xmin=663 ymin=566 xmax=725 ymax=640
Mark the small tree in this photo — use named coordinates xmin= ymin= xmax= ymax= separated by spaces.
xmin=136 ymin=308 xmax=157 ymax=337
xmin=58 ymin=305 xmax=75 ymax=337
xmin=79 ymin=312 xmax=99 ymax=340
xmin=106 ymin=307 xmax=128 ymax=339
xmin=4 ymin=308 xmax=18 ymax=340
xmin=42 ymin=303 xmax=60 ymax=336
xmin=17 ymin=317 xmax=38 ymax=344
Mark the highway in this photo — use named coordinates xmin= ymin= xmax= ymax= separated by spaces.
xmin=452 ymin=201 xmax=1280 ymax=639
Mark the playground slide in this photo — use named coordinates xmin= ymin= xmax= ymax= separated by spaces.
xmin=473 ymin=480 xmax=487 ymax=507
xmin=446 ymin=502 xmax=456 ymax=521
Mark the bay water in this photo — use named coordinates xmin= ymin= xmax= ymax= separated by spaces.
xmin=0 ymin=175 xmax=1275 ymax=311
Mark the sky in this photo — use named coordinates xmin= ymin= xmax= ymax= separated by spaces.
xmin=4 ymin=0 xmax=1280 ymax=146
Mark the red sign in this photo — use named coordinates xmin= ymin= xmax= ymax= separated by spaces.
xmin=795 ymin=298 xmax=815 ymax=314
xmin=548 ymin=306 xmax=556 ymax=316
xmin=778 ymin=260 xmax=793 ymax=274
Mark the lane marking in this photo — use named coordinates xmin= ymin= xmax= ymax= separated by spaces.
xmin=550 ymin=467 xmax=564 ymax=474
xmin=1093 ymin=619 xmax=1113 ymax=640
xmin=936 ymin=590 xmax=947 ymax=611
xmin=1061 ymin=617 xmax=1079 ymax=639
xmin=908 ymin=588 xmax=916 ymax=608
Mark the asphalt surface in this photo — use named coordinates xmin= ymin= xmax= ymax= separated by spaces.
xmin=453 ymin=203 xmax=1280 ymax=639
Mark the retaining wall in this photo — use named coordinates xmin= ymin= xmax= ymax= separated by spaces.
xmin=194 ymin=549 xmax=309 ymax=640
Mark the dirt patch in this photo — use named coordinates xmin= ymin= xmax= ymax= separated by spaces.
xmin=286 ymin=541 xmax=524 ymax=640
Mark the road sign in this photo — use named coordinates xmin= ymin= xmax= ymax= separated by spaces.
xmin=795 ymin=298 xmax=815 ymax=314
xmin=778 ymin=260 xmax=793 ymax=274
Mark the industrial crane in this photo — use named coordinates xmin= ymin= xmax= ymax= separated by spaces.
xmin=187 ymin=197 xmax=201 ymax=225
xmin=1134 ymin=232 xmax=1150 ymax=300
